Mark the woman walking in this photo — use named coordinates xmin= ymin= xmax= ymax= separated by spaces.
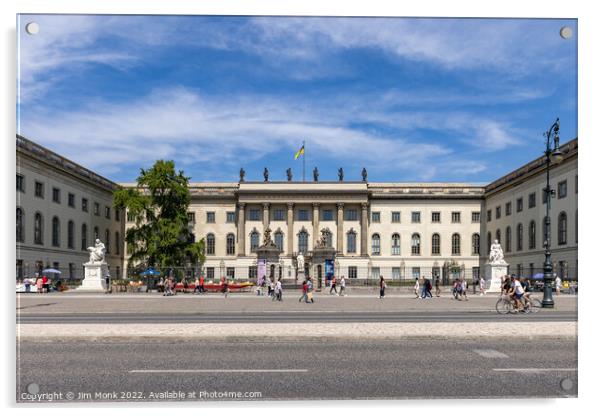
xmin=379 ymin=276 xmax=386 ymax=299
xmin=414 ymin=278 xmax=420 ymax=299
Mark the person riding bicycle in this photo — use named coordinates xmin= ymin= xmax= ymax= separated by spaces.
xmin=519 ymin=276 xmax=532 ymax=308
xmin=508 ymin=274 xmax=525 ymax=311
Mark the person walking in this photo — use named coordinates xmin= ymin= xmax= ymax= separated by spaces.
xmin=306 ymin=277 xmax=315 ymax=303
xmin=222 ymin=278 xmax=229 ymax=298
xmin=379 ymin=276 xmax=386 ymax=299
xmin=423 ymin=277 xmax=432 ymax=299
xmin=461 ymin=278 xmax=468 ymax=301
xmin=105 ymin=274 xmax=111 ymax=294
xmin=36 ymin=276 xmax=43 ymax=294
xmin=555 ymin=274 xmax=562 ymax=295
xmin=299 ymin=278 xmax=308 ymax=302
xmin=434 ymin=276 xmax=441 ymax=297
xmin=275 ymin=278 xmax=283 ymax=301
xmin=414 ymin=278 xmax=420 ymax=299
xmin=24 ymin=277 xmax=31 ymax=293
xmin=339 ymin=275 xmax=346 ymax=296
xmin=329 ymin=276 xmax=338 ymax=295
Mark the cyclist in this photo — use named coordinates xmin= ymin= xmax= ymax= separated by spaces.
xmin=508 ymin=274 xmax=525 ymax=311
xmin=519 ymin=276 xmax=532 ymax=309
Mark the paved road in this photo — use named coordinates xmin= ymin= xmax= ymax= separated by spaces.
xmin=17 ymin=310 xmax=577 ymax=323
xmin=17 ymin=338 xmax=577 ymax=402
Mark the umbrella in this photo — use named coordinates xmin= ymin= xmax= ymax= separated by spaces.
xmin=140 ymin=267 xmax=161 ymax=276
xmin=42 ymin=268 xmax=61 ymax=274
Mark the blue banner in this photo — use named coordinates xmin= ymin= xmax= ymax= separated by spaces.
xmin=325 ymin=259 xmax=334 ymax=279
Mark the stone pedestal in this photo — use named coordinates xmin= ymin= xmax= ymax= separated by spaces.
xmin=77 ymin=261 xmax=109 ymax=292
xmin=484 ymin=262 xmax=508 ymax=294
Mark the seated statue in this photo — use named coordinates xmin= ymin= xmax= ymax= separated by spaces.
xmin=488 ymin=239 xmax=505 ymax=264
xmin=87 ymin=239 xmax=106 ymax=263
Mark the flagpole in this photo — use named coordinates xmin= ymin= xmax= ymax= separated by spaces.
xmin=303 ymin=140 xmax=306 ymax=182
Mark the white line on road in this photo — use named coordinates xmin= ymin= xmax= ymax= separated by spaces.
xmin=492 ymin=368 xmax=577 ymax=373
xmin=473 ymin=349 xmax=509 ymax=358
xmin=129 ymin=369 xmax=308 ymax=373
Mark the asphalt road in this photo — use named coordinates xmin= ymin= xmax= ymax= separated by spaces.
xmin=16 ymin=338 xmax=577 ymax=402
xmin=17 ymin=310 xmax=577 ymax=323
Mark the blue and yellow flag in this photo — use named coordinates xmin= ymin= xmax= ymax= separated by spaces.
xmin=294 ymin=144 xmax=305 ymax=160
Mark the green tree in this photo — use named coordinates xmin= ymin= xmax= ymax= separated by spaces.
xmin=114 ymin=160 xmax=204 ymax=275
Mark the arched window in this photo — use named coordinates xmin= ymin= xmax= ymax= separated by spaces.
xmin=275 ymin=231 xmax=284 ymax=252
xmin=452 ymin=233 xmax=461 ymax=255
xmin=226 ymin=233 xmax=236 ymax=255
xmin=558 ymin=211 xmax=567 ymax=245
xmin=371 ymin=234 xmax=381 ymax=255
xmin=472 ymin=233 xmax=480 ymax=255
xmin=68 ymin=220 xmax=74 ymax=249
xmin=529 ymin=220 xmax=536 ymax=250
xmin=115 ymin=231 xmax=120 ymax=255
xmin=495 ymin=229 xmax=501 ymax=244
xmin=505 ymin=226 xmax=511 ymax=253
xmin=105 ymin=229 xmax=110 ymax=253
xmin=431 ymin=233 xmax=440 ymax=255
xmin=298 ymin=230 xmax=309 ymax=254
xmin=16 ymin=207 xmax=24 ymax=243
xmin=206 ymin=234 xmax=215 ymax=255
xmin=34 ymin=213 xmax=43 ymax=245
xmin=487 ymin=232 xmax=491 ymax=252
xmin=81 ymin=223 xmax=88 ymax=250
xmin=347 ymin=230 xmax=356 ymax=253
xmin=94 ymin=226 xmax=99 ymax=240
xmin=517 ymin=223 xmax=523 ymax=251
xmin=542 ymin=218 xmax=551 ymax=248
xmin=250 ymin=230 xmax=260 ymax=252
xmin=411 ymin=233 xmax=421 ymax=255
xmin=391 ymin=233 xmax=400 ymax=255
xmin=52 ymin=216 xmax=60 ymax=247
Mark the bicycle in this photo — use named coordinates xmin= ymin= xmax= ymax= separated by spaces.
xmin=496 ymin=294 xmax=542 ymax=314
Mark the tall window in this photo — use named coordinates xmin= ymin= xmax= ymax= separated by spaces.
xmin=16 ymin=174 xmax=24 ymax=192
xmin=249 ymin=209 xmax=260 ymax=221
xmin=411 ymin=233 xmax=421 ymax=255
xmin=516 ymin=197 xmax=523 ymax=212
xmin=273 ymin=209 xmax=285 ymax=221
xmin=105 ymin=229 xmax=110 ymax=253
xmin=348 ymin=266 xmax=357 ymax=279
xmin=94 ymin=226 xmax=99 ymax=240
xmin=432 ymin=212 xmax=441 ymax=223
xmin=347 ymin=231 xmax=356 ymax=253
xmin=391 ymin=211 xmax=401 ymax=223
xmin=495 ymin=229 xmax=501 ymax=244
xmin=558 ymin=212 xmax=567 ymax=245
xmin=226 ymin=211 xmax=236 ymax=223
xmin=67 ymin=220 xmax=74 ymax=249
xmin=250 ymin=231 xmax=260 ymax=252
xmin=558 ymin=180 xmax=567 ymax=199
xmin=472 ymin=233 xmax=480 ymax=255
xmin=206 ymin=212 xmax=215 ymax=223
xmin=275 ymin=231 xmax=284 ymax=251
xmin=371 ymin=211 xmax=381 ymax=223
xmin=529 ymin=221 xmax=536 ymax=249
xmin=115 ymin=231 xmax=120 ymax=255
xmin=52 ymin=217 xmax=60 ymax=247
xmin=52 ymin=187 xmax=61 ymax=203
xmin=431 ymin=233 xmax=440 ymax=255
xmin=452 ymin=233 xmax=461 ymax=255
xmin=411 ymin=211 xmax=421 ymax=223
xmin=371 ymin=234 xmax=381 ymax=255
xmin=206 ymin=234 xmax=215 ymax=255
xmin=391 ymin=233 xmax=400 ymax=255
xmin=505 ymin=202 xmax=511 ymax=216
xmin=451 ymin=212 xmax=461 ymax=223
xmin=505 ymin=226 xmax=511 ymax=253
xmin=16 ymin=208 xmax=24 ymax=243
xmin=298 ymin=230 xmax=309 ymax=254
xmin=345 ymin=209 xmax=358 ymax=221
xmin=226 ymin=233 xmax=236 ymax=255
xmin=35 ymin=181 xmax=44 ymax=198
xmin=81 ymin=223 xmax=88 ymax=250
xmin=322 ymin=209 xmax=333 ymax=221
xmin=471 ymin=212 xmax=480 ymax=223
xmin=517 ymin=223 xmax=523 ymax=251
xmin=298 ymin=209 xmax=309 ymax=221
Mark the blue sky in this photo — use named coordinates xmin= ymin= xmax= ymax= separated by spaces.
xmin=17 ymin=15 xmax=577 ymax=183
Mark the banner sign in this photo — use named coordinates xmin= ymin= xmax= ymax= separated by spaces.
xmin=257 ymin=259 xmax=266 ymax=285
xmin=325 ymin=259 xmax=334 ymax=279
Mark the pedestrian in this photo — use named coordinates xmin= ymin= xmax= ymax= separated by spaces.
xmin=339 ymin=275 xmax=346 ymax=296
xmin=36 ymin=276 xmax=43 ymax=294
xmin=435 ymin=276 xmax=441 ymax=297
xmin=275 ymin=278 xmax=283 ymax=301
xmin=42 ymin=275 xmax=49 ymax=293
xmin=199 ymin=275 xmax=205 ymax=293
xmin=420 ymin=276 xmax=427 ymax=299
xmin=423 ymin=277 xmax=432 ymax=298
xmin=414 ymin=278 xmax=420 ymax=299
xmin=105 ymin=274 xmax=111 ymax=294
xmin=158 ymin=277 xmax=164 ymax=293
xmin=555 ymin=274 xmax=562 ymax=295
xmin=306 ymin=277 xmax=315 ymax=303
xmin=222 ymin=279 xmax=229 ymax=298
xmin=267 ymin=276 xmax=273 ymax=297
xmin=24 ymin=277 xmax=31 ymax=293
xmin=329 ymin=276 xmax=338 ymax=295
xmin=379 ymin=276 xmax=386 ymax=299
xmin=193 ymin=277 xmax=201 ymax=294
xmin=479 ymin=276 xmax=485 ymax=296
xmin=461 ymin=278 xmax=468 ymax=301
xmin=299 ymin=278 xmax=308 ymax=302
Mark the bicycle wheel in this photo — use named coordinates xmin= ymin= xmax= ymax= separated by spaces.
xmin=495 ymin=298 xmax=510 ymax=314
xmin=529 ymin=298 xmax=542 ymax=313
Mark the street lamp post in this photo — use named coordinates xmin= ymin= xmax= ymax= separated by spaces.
xmin=542 ymin=118 xmax=564 ymax=308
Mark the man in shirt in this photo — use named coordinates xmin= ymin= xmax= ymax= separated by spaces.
xmin=509 ymin=274 xmax=525 ymax=310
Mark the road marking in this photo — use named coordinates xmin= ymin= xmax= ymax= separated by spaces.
xmin=473 ymin=349 xmax=508 ymax=358
xmin=129 ymin=369 xmax=308 ymax=373
xmin=492 ymin=368 xmax=577 ymax=373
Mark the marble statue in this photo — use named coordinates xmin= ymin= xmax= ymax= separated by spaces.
xmin=296 ymin=253 xmax=305 ymax=270
xmin=263 ymin=226 xmax=272 ymax=246
xmin=362 ymin=167 xmax=368 ymax=182
xmin=239 ymin=167 xmax=245 ymax=182
xmin=313 ymin=167 xmax=319 ymax=182
xmin=488 ymin=239 xmax=505 ymax=264
xmin=286 ymin=168 xmax=292 ymax=182
xmin=338 ymin=167 xmax=344 ymax=182
xmin=87 ymin=239 xmax=106 ymax=263
xmin=263 ymin=167 xmax=269 ymax=182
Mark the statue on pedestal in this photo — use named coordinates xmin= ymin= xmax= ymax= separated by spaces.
xmin=87 ymin=239 xmax=106 ymax=263
xmin=239 ymin=167 xmax=245 ymax=182
xmin=362 ymin=167 xmax=368 ymax=182
xmin=286 ymin=168 xmax=292 ymax=182
xmin=338 ymin=167 xmax=344 ymax=182
xmin=488 ymin=239 xmax=506 ymax=264
xmin=296 ymin=252 xmax=305 ymax=274
xmin=313 ymin=167 xmax=319 ymax=182
xmin=263 ymin=226 xmax=273 ymax=246
xmin=263 ymin=167 xmax=269 ymax=182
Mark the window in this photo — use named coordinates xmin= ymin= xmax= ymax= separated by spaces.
xmin=16 ymin=208 xmax=24 ymax=243
xmin=115 ymin=232 xmax=120 ymax=255
xmin=371 ymin=211 xmax=381 ymax=223
xmin=114 ymin=208 xmax=121 ymax=222
xmin=529 ymin=221 xmax=536 ymax=250
xmin=186 ymin=212 xmax=195 ymax=223
xmin=298 ymin=209 xmax=309 ymax=221
xmin=392 ymin=267 xmax=401 ymax=280
xmin=105 ymin=206 xmax=111 ymax=219
xmin=391 ymin=233 xmax=400 ymax=255
xmin=543 ymin=218 xmax=551 ymax=248
xmin=226 ymin=233 xmax=236 ymax=255
xmin=411 ymin=233 xmax=421 ymax=255
xmin=206 ymin=212 xmax=215 ymax=223
xmin=81 ymin=224 xmax=88 ymax=250
xmin=505 ymin=226 xmax=511 ymax=253
xmin=505 ymin=202 xmax=511 ymax=216
xmin=486 ymin=210 xmax=491 ymax=222
xmin=17 ymin=174 xmax=24 ymax=192
xmin=516 ymin=197 xmax=523 ymax=213
xmin=431 ymin=212 xmax=440 ymax=223
xmin=67 ymin=221 xmax=74 ymax=249
xmin=412 ymin=267 xmax=420 ymax=280
xmin=275 ymin=231 xmax=284 ymax=251
xmin=391 ymin=211 xmax=401 ymax=223
xmin=411 ymin=212 xmax=421 ymax=223
xmin=431 ymin=233 xmax=440 ymax=255
xmin=517 ymin=223 xmax=523 ymax=251
xmin=371 ymin=267 xmax=381 ymax=280
xmin=248 ymin=266 xmax=257 ymax=280
xmin=249 ymin=209 xmax=261 ymax=221
xmin=495 ymin=229 xmax=501 ymax=245
xmin=35 ymin=181 xmax=44 ymax=198
xmin=558 ymin=180 xmax=567 ymax=199
xmin=94 ymin=202 xmax=100 ymax=216
xmin=206 ymin=267 xmax=215 ymax=280
xmin=226 ymin=211 xmax=236 ymax=223
xmin=206 ymin=234 xmax=215 ymax=255
xmin=471 ymin=212 xmax=480 ymax=223
xmin=371 ymin=234 xmax=381 ymax=255
xmin=472 ymin=233 xmax=480 ymax=255
xmin=452 ymin=233 xmax=461 ymax=255
xmin=298 ymin=230 xmax=309 ymax=254
xmin=82 ymin=198 xmax=88 ymax=212
xmin=558 ymin=212 xmax=567 ymax=245
xmin=273 ymin=209 xmax=285 ymax=221
xmin=347 ymin=231 xmax=356 ymax=253
xmin=322 ymin=209 xmax=333 ymax=221
xmin=250 ymin=231 xmax=260 ymax=252
xmin=66 ymin=193 xmax=75 ymax=208
xmin=528 ymin=192 xmax=536 ymax=208
xmin=496 ymin=206 xmax=501 ymax=219
xmin=227 ymin=268 xmax=235 ymax=279
xmin=451 ymin=212 xmax=461 ymax=223
xmin=472 ymin=267 xmax=480 ymax=280
xmin=105 ymin=229 xmax=110 ymax=253
xmin=345 ymin=209 xmax=358 ymax=221
xmin=94 ymin=226 xmax=99 ymax=240
xmin=348 ymin=266 xmax=357 ymax=279
xmin=127 ymin=212 xmax=135 ymax=222
xmin=52 ymin=217 xmax=60 ymax=247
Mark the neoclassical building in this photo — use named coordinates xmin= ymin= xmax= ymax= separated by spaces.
xmin=16 ymin=134 xmax=578 ymax=283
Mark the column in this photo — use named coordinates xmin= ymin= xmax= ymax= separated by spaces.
xmin=262 ymin=202 xmax=270 ymax=230
xmin=237 ymin=203 xmax=246 ymax=256
xmin=337 ymin=203 xmax=344 ymax=254
xmin=312 ymin=203 xmax=320 ymax=249
xmin=361 ymin=203 xmax=369 ymax=256
xmin=287 ymin=202 xmax=294 ymax=256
